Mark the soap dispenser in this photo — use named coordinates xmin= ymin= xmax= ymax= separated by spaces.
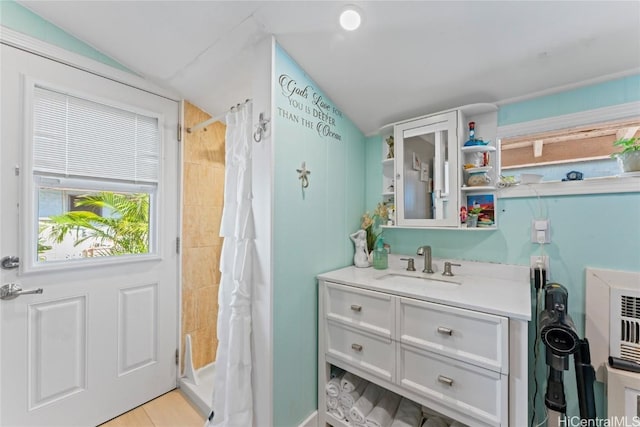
xmin=372 ymin=237 xmax=388 ymax=270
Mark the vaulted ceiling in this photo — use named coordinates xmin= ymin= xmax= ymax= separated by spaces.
xmin=18 ymin=1 xmax=640 ymax=135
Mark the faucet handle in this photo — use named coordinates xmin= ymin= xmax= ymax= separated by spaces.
xmin=442 ymin=262 xmax=461 ymax=277
xmin=400 ymin=258 xmax=416 ymax=272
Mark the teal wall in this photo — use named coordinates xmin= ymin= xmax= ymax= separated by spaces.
xmin=366 ymin=74 xmax=640 ymax=422
xmin=272 ymin=44 xmax=366 ymax=426
xmin=0 ymin=0 xmax=130 ymax=72
xmin=498 ymin=74 xmax=640 ymax=126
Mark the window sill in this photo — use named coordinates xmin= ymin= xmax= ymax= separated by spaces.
xmin=22 ymin=252 xmax=162 ymax=275
xmin=498 ymin=176 xmax=640 ymax=199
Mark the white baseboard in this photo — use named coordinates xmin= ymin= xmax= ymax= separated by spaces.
xmin=298 ymin=410 xmax=318 ymax=427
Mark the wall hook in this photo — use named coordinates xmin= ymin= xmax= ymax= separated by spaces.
xmin=296 ymin=162 xmax=310 ymax=188
xmin=253 ymin=112 xmax=270 ymax=143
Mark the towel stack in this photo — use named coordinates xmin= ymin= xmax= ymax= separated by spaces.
xmin=325 ymin=369 xmax=467 ymax=427
xmin=328 ymin=370 xmax=414 ymax=427
xmin=349 ymin=382 xmax=385 ymax=425
xmin=363 ymin=390 xmax=401 ymax=427
xmin=326 ymin=370 xmax=369 ymax=423
xmin=325 ymin=369 xmax=346 ymax=421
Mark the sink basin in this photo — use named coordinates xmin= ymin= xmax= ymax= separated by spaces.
xmin=376 ymin=272 xmax=461 ymax=286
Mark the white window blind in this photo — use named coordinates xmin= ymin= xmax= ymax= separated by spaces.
xmin=32 ymin=86 xmax=160 ymax=183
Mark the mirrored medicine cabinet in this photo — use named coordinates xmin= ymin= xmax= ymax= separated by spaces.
xmin=394 ymin=112 xmax=458 ymax=227
xmin=382 ymin=104 xmax=498 ymax=229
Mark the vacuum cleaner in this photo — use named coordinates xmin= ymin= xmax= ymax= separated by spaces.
xmin=539 ymin=283 xmax=597 ymax=420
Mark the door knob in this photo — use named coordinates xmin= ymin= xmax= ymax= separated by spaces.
xmin=0 ymin=283 xmax=43 ymax=300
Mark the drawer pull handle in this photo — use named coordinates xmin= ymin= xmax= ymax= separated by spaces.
xmin=350 ymin=304 xmax=362 ymax=312
xmin=351 ymin=343 xmax=363 ymax=352
xmin=438 ymin=375 xmax=454 ymax=386
xmin=437 ymin=327 xmax=453 ymax=336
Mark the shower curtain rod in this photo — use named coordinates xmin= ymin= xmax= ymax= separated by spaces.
xmin=186 ymin=99 xmax=251 ymax=133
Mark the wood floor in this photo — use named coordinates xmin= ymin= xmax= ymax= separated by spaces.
xmin=101 ymin=390 xmax=205 ymax=427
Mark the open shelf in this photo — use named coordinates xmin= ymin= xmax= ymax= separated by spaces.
xmin=461 ymin=145 xmax=496 ymax=153
xmin=461 ymin=186 xmax=496 ymax=192
xmin=464 ymin=166 xmax=492 ymax=174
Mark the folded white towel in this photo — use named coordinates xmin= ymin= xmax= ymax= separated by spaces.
xmin=390 ymin=398 xmax=422 ymax=427
xmin=341 ymin=372 xmax=363 ymax=393
xmin=422 ymin=416 xmax=447 ymax=427
xmin=339 ymin=379 xmax=368 ymax=408
xmin=349 ymin=382 xmax=383 ymax=424
xmin=327 ymin=395 xmax=339 ymax=410
xmin=326 ymin=373 xmax=343 ymax=397
xmin=329 ymin=405 xmax=346 ymax=421
xmin=365 ymin=391 xmax=402 ymax=427
xmin=340 ymin=404 xmax=351 ymax=423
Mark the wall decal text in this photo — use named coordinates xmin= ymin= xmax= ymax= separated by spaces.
xmin=277 ymin=74 xmax=343 ymax=141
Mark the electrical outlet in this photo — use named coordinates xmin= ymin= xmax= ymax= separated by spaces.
xmin=531 ymin=219 xmax=551 ymax=243
xmin=530 ymin=255 xmax=549 ymax=273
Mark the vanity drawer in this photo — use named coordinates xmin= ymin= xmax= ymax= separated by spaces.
xmin=398 ymin=298 xmax=508 ymax=373
xmin=326 ymin=320 xmax=395 ymax=383
xmin=325 ymin=282 xmax=394 ymax=338
xmin=399 ymin=343 xmax=507 ymax=426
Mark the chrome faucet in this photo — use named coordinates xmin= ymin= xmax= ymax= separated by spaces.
xmin=416 ymin=245 xmax=434 ymax=274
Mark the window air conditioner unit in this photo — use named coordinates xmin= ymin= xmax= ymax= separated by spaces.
xmin=610 ymin=287 xmax=640 ymax=364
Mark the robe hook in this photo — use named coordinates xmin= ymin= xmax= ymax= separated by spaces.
xmin=254 ymin=112 xmax=270 ymax=143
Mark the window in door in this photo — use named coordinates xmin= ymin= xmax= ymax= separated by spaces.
xmin=29 ymin=83 xmax=161 ymax=266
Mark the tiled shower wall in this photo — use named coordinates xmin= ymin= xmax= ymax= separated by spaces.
xmin=181 ymin=101 xmax=225 ymax=369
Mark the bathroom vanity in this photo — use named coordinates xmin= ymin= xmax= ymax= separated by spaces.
xmin=317 ymin=256 xmax=531 ymax=427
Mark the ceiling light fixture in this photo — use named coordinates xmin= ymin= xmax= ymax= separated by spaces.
xmin=339 ymin=6 xmax=362 ymax=31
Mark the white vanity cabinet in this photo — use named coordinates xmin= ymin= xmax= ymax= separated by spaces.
xmin=317 ymin=264 xmax=529 ymax=427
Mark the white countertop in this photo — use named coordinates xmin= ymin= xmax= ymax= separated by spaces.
xmin=318 ymin=255 xmax=532 ymax=321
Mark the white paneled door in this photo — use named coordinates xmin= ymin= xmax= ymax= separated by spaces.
xmin=0 ymin=45 xmax=179 ymax=426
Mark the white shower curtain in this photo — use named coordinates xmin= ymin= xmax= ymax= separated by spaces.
xmin=207 ymin=102 xmax=255 ymax=427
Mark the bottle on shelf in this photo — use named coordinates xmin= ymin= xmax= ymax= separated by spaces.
xmin=467 ymin=121 xmax=476 ymax=144
xmin=464 ymin=121 xmax=490 ymax=147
